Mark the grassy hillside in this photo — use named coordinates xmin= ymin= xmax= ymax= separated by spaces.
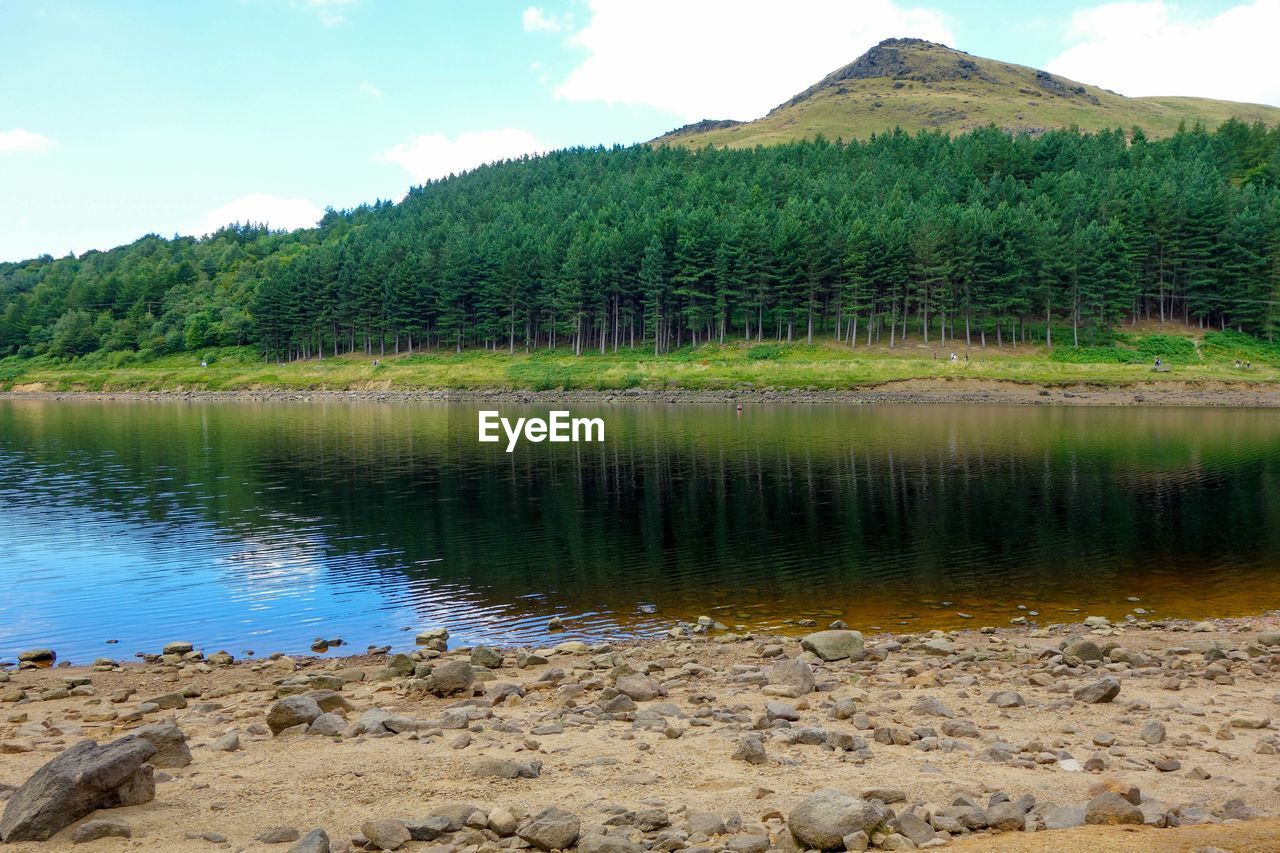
xmin=3 ymin=329 xmax=1277 ymax=393
xmin=656 ymin=39 xmax=1280 ymax=148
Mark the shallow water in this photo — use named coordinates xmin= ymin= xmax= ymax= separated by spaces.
xmin=2 ymin=398 xmax=1279 ymax=662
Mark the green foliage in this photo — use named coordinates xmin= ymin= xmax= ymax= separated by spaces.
xmin=748 ymin=344 xmax=784 ymax=361
xmin=0 ymin=123 xmax=1277 ymax=367
xmin=1201 ymin=330 xmax=1280 ymax=366
xmin=48 ymin=310 xmax=100 ymax=357
xmin=1133 ymin=335 xmax=1198 ymax=364
xmin=1050 ymin=334 xmax=1200 ymax=365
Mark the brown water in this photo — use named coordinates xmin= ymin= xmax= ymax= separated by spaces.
xmin=1 ymin=398 xmax=1279 ymax=661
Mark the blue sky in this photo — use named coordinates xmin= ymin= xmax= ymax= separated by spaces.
xmin=1 ymin=0 xmax=1275 ymax=262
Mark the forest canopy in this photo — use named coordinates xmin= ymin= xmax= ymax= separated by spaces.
xmin=1 ymin=119 xmax=1278 ymax=363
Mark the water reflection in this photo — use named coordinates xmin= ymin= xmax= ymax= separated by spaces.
xmin=1 ymin=398 xmax=1279 ymax=661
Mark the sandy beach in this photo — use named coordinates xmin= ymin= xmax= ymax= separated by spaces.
xmin=2 ymin=612 xmax=1280 ymax=851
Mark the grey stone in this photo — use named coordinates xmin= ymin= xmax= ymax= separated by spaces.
xmin=732 ymin=735 xmax=767 ymax=765
xmin=288 ymin=827 xmax=330 ymax=853
xmin=912 ymin=696 xmax=954 ymax=718
xmin=988 ymin=691 xmax=1025 ymax=708
xmin=1039 ymin=804 xmax=1085 ymax=830
xmin=987 ymin=801 xmax=1026 ymax=831
xmin=426 ymin=660 xmax=475 ymax=697
xmin=211 ymin=731 xmax=240 ymax=752
xmin=308 ymin=713 xmax=347 ymax=736
xmin=615 ymin=674 xmax=662 ymax=702
xmin=1140 ymin=720 xmax=1166 ymax=745
xmin=71 ymin=817 xmax=132 ymax=844
xmin=361 ymin=818 xmax=411 ymax=850
xmin=257 ymin=826 xmax=301 ymax=843
xmin=578 ymin=834 xmax=644 ymax=853
xmin=724 ymin=834 xmax=770 ymax=853
xmin=0 ymin=735 xmax=157 ymax=842
xmin=788 ymin=789 xmax=885 ymax=850
xmin=1085 ymin=792 xmax=1143 ymax=825
xmin=470 ymin=645 xmax=503 ymax=669
xmin=1074 ymin=676 xmax=1121 ymax=704
xmin=518 ymin=806 xmax=581 ymax=851
xmin=768 ymin=659 xmax=816 ymax=696
xmin=921 ymin=638 xmax=955 ymax=656
xmin=267 ymin=696 xmax=322 ymax=735
xmin=469 ymin=756 xmax=541 ymax=779
xmin=686 ymin=812 xmax=724 ymax=837
xmin=800 ymin=630 xmax=864 ymax=662
xmin=133 ymin=721 xmax=191 ymax=768
xmin=891 ymin=812 xmax=936 ymax=846
xmin=1064 ymin=638 xmax=1104 ymax=661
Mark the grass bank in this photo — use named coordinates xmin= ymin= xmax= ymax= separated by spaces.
xmin=2 ymin=330 xmax=1277 ymax=394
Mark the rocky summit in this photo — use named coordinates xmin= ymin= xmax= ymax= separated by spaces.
xmin=656 ymin=38 xmax=1280 ymax=147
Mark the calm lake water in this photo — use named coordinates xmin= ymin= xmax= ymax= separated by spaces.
xmin=2 ymin=398 xmax=1279 ymax=663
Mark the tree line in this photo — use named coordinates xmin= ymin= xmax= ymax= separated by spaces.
xmin=1 ymin=119 xmax=1278 ymax=361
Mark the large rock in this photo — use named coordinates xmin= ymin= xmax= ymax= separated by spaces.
xmin=470 ymin=645 xmax=503 ymax=669
xmin=288 ymin=828 xmax=331 ymax=853
xmin=16 ymin=649 xmax=56 ymax=668
xmin=788 ymin=789 xmax=885 ymax=850
xmin=800 ymin=630 xmax=864 ymax=662
xmin=768 ymin=659 xmax=816 ymax=696
xmin=426 ymin=660 xmax=475 ymax=697
xmin=1085 ymin=792 xmax=1143 ymax=825
xmin=267 ymin=696 xmax=323 ymax=735
xmin=1074 ymin=676 xmax=1121 ymax=704
xmin=920 ymin=638 xmax=955 ymax=656
xmin=732 ymin=735 xmax=767 ymax=765
xmin=133 ymin=721 xmax=191 ymax=768
xmin=361 ymin=819 xmax=411 ymax=851
xmin=615 ymin=674 xmax=662 ymax=702
xmin=0 ymin=736 xmax=157 ymax=842
xmin=518 ymin=806 xmax=581 ymax=851
xmin=1063 ymin=638 xmax=1104 ymax=661
xmin=1039 ymin=804 xmax=1085 ymax=830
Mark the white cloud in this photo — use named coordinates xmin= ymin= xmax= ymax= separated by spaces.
xmin=543 ymin=0 xmax=954 ymax=121
xmin=376 ymin=129 xmax=547 ymax=183
xmin=0 ymin=128 xmax=56 ymax=155
xmin=360 ymin=80 xmax=383 ymax=100
xmin=195 ymin=193 xmax=324 ymax=236
xmin=522 ymin=6 xmax=564 ymax=32
xmin=304 ymin=0 xmax=354 ymax=27
xmin=1047 ymin=0 xmax=1280 ymax=106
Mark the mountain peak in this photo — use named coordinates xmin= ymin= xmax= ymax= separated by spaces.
xmin=654 ymin=39 xmax=1280 ymax=148
xmin=770 ymin=38 xmax=1086 ymax=116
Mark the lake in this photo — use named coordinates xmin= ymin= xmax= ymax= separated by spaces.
xmin=2 ymin=397 xmax=1279 ymax=663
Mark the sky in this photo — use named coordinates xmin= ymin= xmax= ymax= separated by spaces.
xmin=1 ymin=0 xmax=1276 ymax=262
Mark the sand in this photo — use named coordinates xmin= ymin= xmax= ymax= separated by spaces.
xmin=2 ymin=614 xmax=1280 ymax=851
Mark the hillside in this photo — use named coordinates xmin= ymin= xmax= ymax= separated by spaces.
xmin=655 ymin=38 xmax=1280 ymax=147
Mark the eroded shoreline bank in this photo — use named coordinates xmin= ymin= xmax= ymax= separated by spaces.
xmin=6 ymin=377 xmax=1280 ymax=407
xmin=3 ymin=612 xmax=1280 ymax=851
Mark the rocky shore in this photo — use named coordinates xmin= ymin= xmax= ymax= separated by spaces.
xmin=3 ymin=614 xmax=1280 ymax=851
xmin=6 ymin=378 xmax=1280 ymax=407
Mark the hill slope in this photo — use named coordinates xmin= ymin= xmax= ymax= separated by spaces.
xmin=656 ymin=38 xmax=1280 ymax=147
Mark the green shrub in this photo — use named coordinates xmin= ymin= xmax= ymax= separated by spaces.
xmin=1133 ymin=334 xmax=1198 ymax=364
xmin=748 ymin=344 xmax=784 ymax=361
xmin=1201 ymin=330 xmax=1280 ymax=366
